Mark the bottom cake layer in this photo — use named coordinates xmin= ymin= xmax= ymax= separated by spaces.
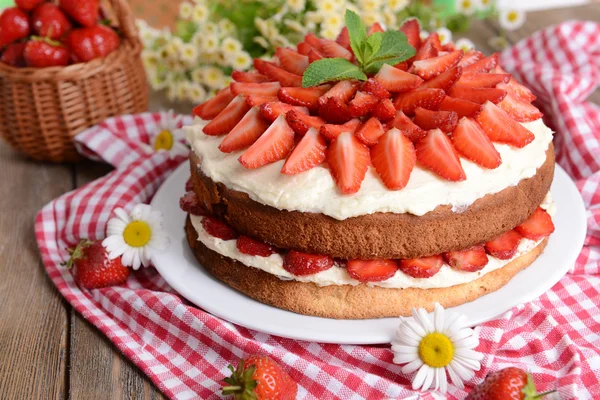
xmin=185 ymin=217 xmax=548 ymax=319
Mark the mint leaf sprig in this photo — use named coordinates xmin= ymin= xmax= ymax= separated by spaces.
xmin=302 ymin=10 xmax=416 ymax=88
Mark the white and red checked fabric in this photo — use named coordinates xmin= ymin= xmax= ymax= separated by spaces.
xmin=36 ymin=22 xmax=600 ymax=400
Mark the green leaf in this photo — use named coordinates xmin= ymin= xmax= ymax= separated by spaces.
xmin=363 ymin=32 xmax=383 ymax=62
xmin=345 ymin=10 xmax=367 ymax=65
xmin=362 ymin=31 xmax=415 ymax=74
xmin=302 ymin=58 xmax=367 ymax=87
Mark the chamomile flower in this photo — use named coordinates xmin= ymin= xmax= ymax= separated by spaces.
xmin=254 ymin=36 xmax=270 ymax=49
xmin=222 ymin=37 xmax=243 ymax=58
xmin=103 ymin=205 xmax=169 ymax=270
xmin=191 ymin=4 xmax=209 ymax=24
xmin=201 ymin=22 xmax=219 ymax=36
xmin=455 ymin=38 xmax=475 ymax=52
xmin=436 ymin=27 xmax=452 ymax=45
xmin=392 ymin=303 xmax=483 ymax=393
xmin=179 ymin=43 xmax=198 ymax=65
xmin=362 ymin=11 xmax=382 ymax=27
xmin=219 ymin=19 xmax=236 ymax=36
xmin=179 ymin=2 xmax=193 ymax=20
xmin=151 ymin=110 xmax=189 ymax=158
xmin=284 ymin=19 xmax=306 ymax=33
xmin=201 ymin=34 xmax=219 ymax=54
xmin=359 ymin=0 xmax=381 ymax=12
xmin=201 ymin=66 xmax=225 ymax=89
xmin=383 ymin=12 xmax=398 ymax=30
xmin=456 ymin=0 xmax=476 ymax=15
xmin=323 ymin=13 xmax=343 ymax=31
xmin=286 ymin=0 xmax=306 ymax=13
xmin=186 ymin=82 xmax=207 ymax=103
xmin=386 ymin=0 xmax=409 ymax=12
xmin=499 ymin=9 xmax=525 ymax=31
xmin=229 ymin=51 xmax=252 ymax=70
xmin=317 ymin=0 xmax=338 ymax=14
xmin=477 ymin=0 xmax=492 ymax=10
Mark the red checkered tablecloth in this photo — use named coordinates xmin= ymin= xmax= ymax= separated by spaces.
xmin=35 ymin=22 xmax=600 ymax=399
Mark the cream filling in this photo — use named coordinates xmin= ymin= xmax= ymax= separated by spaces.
xmin=190 ymin=193 xmax=555 ymax=289
xmin=185 ymin=117 xmax=553 ymax=220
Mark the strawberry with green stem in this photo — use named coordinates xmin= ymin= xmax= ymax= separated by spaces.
xmin=466 ymin=367 xmax=555 ymax=400
xmin=64 ymin=240 xmax=129 ymax=289
xmin=222 ymin=356 xmax=297 ymax=400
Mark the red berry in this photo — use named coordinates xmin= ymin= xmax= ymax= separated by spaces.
xmin=347 ymin=260 xmax=398 ymax=282
xmin=236 ymin=236 xmax=277 ymax=257
xmin=0 ymin=42 xmax=26 ymax=67
xmin=223 ymin=356 xmax=298 ymax=400
xmin=193 ymin=87 xmax=235 ymax=120
xmin=15 ymin=0 xmax=45 ymax=11
xmin=201 ymin=217 xmax=238 ymax=240
xmin=485 ymin=230 xmax=522 ymax=260
xmin=59 ymin=0 xmax=100 ymax=28
xmin=443 ymin=246 xmax=489 ymax=272
xmin=66 ymin=240 xmax=130 ymax=289
xmin=465 ymin=367 xmax=548 ymax=400
xmin=179 ymin=191 xmax=208 ymax=216
xmin=515 ymin=207 xmax=555 ymax=240
xmin=24 ymin=38 xmax=70 ymax=68
xmin=31 ymin=3 xmax=72 ymax=40
xmin=65 ymin=25 xmax=120 ymax=63
xmin=0 ymin=8 xmax=30 ymax=47
xmin=283 ymin=251 xmax=334 ymax=276
xmin=399 ymin=256 xmax=443 ymax=278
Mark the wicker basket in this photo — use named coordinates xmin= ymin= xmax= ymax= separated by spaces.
xmin=0 ymin=0 xmax=148 ymax=162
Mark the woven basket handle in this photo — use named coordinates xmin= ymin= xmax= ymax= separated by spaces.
xmin=109 ymin=0 xmax=139 ymax=42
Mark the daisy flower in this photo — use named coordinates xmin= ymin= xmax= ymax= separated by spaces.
xmin=186 ymin=82 xmax=207 ymax=103
xmin=386 ymin=0 xmax=409 ymax=12
xmin=455 ymin=38 xmax=475 ymax=52
xmin=201 ymin=35 xmax=219 ymax=54
xmin=391 ymin=303 xmax=483 ymax=393
xmin=222 ymin=37 xmax=243 ymax=58
xmin=317 ymin=0 xmax=338 ymax=14
xmin=219 ymin=19 xmax=236 ymax=36
xmin=436 ymin=27 xmax=452 ymax=46
xmin=477 ymin=0 xmax=492 ymax=10
xmin=456 ymin=0 xmax=476 ymax=16
xmin=201 ymin=66 xmax=225 ymax=89
xmin=191 ymin=4 xmax=209 ymax=24
xmin=286 ymin=0 xmax=306 ymax=13
xmin=178 ymin=2 xmax=193 ymax=20
xmin=103 ymin=205 xmax=169 ymax=270
xmin=151 ymin=110 xmax=189 ymax=158
xmin=499 ymin=9 xmax=526 ymax=31
xmin=179 ymin=43 xmax=198 ymax=66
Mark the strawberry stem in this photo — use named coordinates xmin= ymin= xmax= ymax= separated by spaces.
xmin=532 ymin=390 xmax=557 ymax=399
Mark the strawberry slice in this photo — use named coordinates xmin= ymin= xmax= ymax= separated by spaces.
xmin=451 ymin=117 xmax=501 ymax=169
xmin=475 ymin=101 xmax=535 ymax=148
xmin=438 ymin=96 xmax=481 ymax=118
xmin=399 ymin=18 xmax=421 ymax=50
xmin=179 ymin=191 xmax=208 ymax=216
xmin=319 ymin=80 xmax=360 ymax=105
xmin=254 ymin=59 xmax=302 ymax=87
xmin=443 ymin=246 xmax=489 ymax=272
xmin=276 ymin=47 xmax=309 ymax=75
xmin=336 ymin=27 xmax=350 ymax=49
xmin=259 ymin=101 xmax=308 ymax=123
xmin=349 ymin=91 xmax=380 ymax=118
xmin=494 ymin=69 xmax=536 ymax=102
xmin=392 ymin=111 xmax=427 ymax=142
xmin=202 ymin=216 xmax=238 ymax=240
xmin=399 ymin=255 xmax=443 ymax=278
xmin=278 ymin=86 xmax=330 ymax=112
xmin=371 ymin=98 xmax=397 ymax=122
xmin=281 ymin=128 xmax=327 ymax=175
xmin=245 ymin=94 xmax=278 ymax=107
xmin=321 ymin=39 xmax=353 ymax=60
xmin=375 ymin=64 xmax=423 ymax=92
xmin=362 ymin=77 xmax=391 ymax=99
xmin=193 ymin=87 xmax=235 ymax=120
xmin=449 ymin=86 xmax=507 ymax=104
xmin=497 ymin=93 xmax=543 ymax=122
xmin=318 ymin=80 xmax=359 ymax=124
xmin=219 ymin=108 xmax=269 ymax=153
xmin=414 ymin=33 xmax=441 ymax=61
xmin=515 ymin=207 xmax=555 ymax=240
xmin=232 ymin=70 xmax=270 ymax=83
xmin=230 ymin=81 xmax=281 ymax=97
xmin=485 ymin=230 xmax=522 ymax=260
xmin=286 ymin=110 xmax=325 ymax=136
xmin=371 ymin=128 xmax=416 ymax=190
xmin=355 ymin=117 xmax=385 ymax=146
xmin=458 ymin=50 xmax=484 ymax=68
xmin=239 ymin=115 xmax=295 ymax=169
xmin=419 ymin=66 xmax=462 ymax=92
xmin=297 ymin=41 xmax=313 ymax=55
xmin=413 ymin=108 xmax=459 ymax=133
xmin=304 ymin=32 xmax=323 ymax=50
xmin=412 ymin=50 xmax=463 ymax=80
xmin=463 ymin=53 xmax=498 ymax=75
xmin=320 ymin=119 xmax=361 ymax=141
xmin=416 ymin=128 xmax=466 ymax=181
xmin=394 ymin=61 xmax=409 ymax=71
xmin=368 ymin=22 xmax=385 ymax=34
xmin=203 ymin=96 xmax=251 ymax=136
xmin=457 ymin=73 xmax=510 ymax=88
xmin=236 ymin=235 xmax=277 ymax=257
xmin=393 ymin=88 xmax=446 ymax=115
xmin=327 ymin=131 xmax=370 ymax=194
xmin=347 ymin=260 xmax=398 ymax=282
xmin=442 ymin=43 xmax=456 ymax=52
xmin=283 ymin=251 xmax=334 ymax=276
xmin=308 ymin=48 xmax=324 ymax=63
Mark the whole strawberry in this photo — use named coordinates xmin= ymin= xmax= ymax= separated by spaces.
xmin=24 ymin=38 xmax=70 ymax=68
xmin=15 ymin=0 xmax=45 ymax=11
xmin=1 ymin=42 xmax=27 ymax=67
xmin=0 ymin=7 xmax=30 ymax=47
xmin=59 ymin=0 xmax=100 ymax=28
xmin=65 ymin=25 xmax=120 ymax=63
xmin=65 ymin=240 xmax=130 ymax=289
xmin=466 ymin=367 xmax=554 ymax=400
xmin=222 ymin=355 xmax=298 ymax=400
xmin=32 ymin=3 xmax=73 ymax=40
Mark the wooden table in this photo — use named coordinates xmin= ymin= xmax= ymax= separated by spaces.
xmin=1 ymin=5 xmax=598 ymax=399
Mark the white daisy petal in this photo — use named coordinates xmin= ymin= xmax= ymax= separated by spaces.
xmin=121 ymin=248 xmax=135 ymax=267
xmin=394 ymin=352 xmax=418 ymax=364
xmin=438 ymin=368 xmax=448 ymax=394
xmin=106 ymin=219 xmax=127 ymax=236
xmin=132 ymin=249 xmax=142 ymax=270
xmin=395 ymin=326 xmax=422 ymax=346
xmin=447 ymin=362 xmax=465 ymax=389
xmin=422 ymin=365 xmax=435 ymax=391
xmin=114 ymin=208 xmax=130 ymax=223
xmin=412 ymin=364 xmax=430 ymax=390
xmin=434 ymin=303 xmax=445 ymax=331
xmin=401 ymin=358 xmax=424 ymax=375
xmin=391 ymin=344 xmax=419 ymax=354
xmin=415 ymin=308 xmax=434 ymax=333
xmin=453 ymin=334 xmax=479 ymax=349
xmin=454 ymin=354 xmax=482 ymax=371
xmin=451 ymin=358 xmax=477 ymax=380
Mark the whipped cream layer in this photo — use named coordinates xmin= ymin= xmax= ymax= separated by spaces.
xmin=190 ymin=193 xmax=554 ymax=289
xmin=185 ymin=118 xmax=553 ymax=220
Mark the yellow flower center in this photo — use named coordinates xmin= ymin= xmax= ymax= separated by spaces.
xmin=123 ymin=221 xmax=152 ymax=247
xmin=154 ymin=130 xmax=174 ymax=151
xmin=462 ymin=0 xmax=471 ymax=8
xmin=508 ymin=11 xmax=519 ymax=22
xmin=418 ymin=333 xmax=454 ymax=368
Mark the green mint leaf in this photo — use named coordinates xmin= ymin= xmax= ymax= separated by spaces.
xmin=363 ymin=32 xmax=383 ymax=62
xmin=302 ymin=58 xmax=367 ymax=87
xmin=345 ymin=10 xmax=367 ymax=65
xmin=363 ymin=30 xmax=415 ymax=74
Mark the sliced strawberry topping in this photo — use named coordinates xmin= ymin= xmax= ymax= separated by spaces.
xmin=475 ymin=101 xmax=535 ymax=148
xmin=283 ymin=251 xmax=334 ymax=276
xmin=355 ymin=117 xmax=385 ymax=146
xmin=319 ymin=80 xmax=360 ymax=105
xmin=321 ymin=39 xmax=353 ymax=60
xmin=219 ymin=108 xmax=269 ymax=153
xmin=457 ymin=73 xmax=510 ymax=88
xmin=278 ymin=86 xmax=330 ymax=112
xmin=485 ymin=230 xmax=522 ymax=260
xmin=281 ymin=128 xmax=327 ymax=175
xmin=495 ymin=71 xmax=536 ymax=102
xmin=297 ymin=41 xmax=313 ymax=55
xmin=236 ymin=235 xmax=277 ymax=257
xmin=239 ymin=115 xmax=295 ymax=169
xmin=203 ymin=96 xmax=251 ymax=136
xmin=276 ymin=47 xmax=309 ymax=75
xmin=308 ymin=48 xmax=324 ymax=63
xmin=394 ymin=61 xmax=409 ymax=71
xmin=347 ymin=260 xmax=398 ymax=282
xmin=368 ymin=22 xmax=385 ymax=34
xmin=202 ymin=216 xmax=238 ymax=240
xmin=413 ymin=108 xmax=459 ymax=133
xmin=497 ymin=93 xmax=543 ymax=122
xmin=327 ymin=131 xmax=370 ymax=194
xmin=317 ymin=80 xmax=359 ymax=123
xmin=362 ymin=77 xmax=391 ymax=99
xmin=458 ymin=50 xmax=484 ymax=68
xmin=336 ymin=26 xmax=350 ymax=49
xmin=419 ymin=66 xmax=462 ymax=92
xmin=349 ymin=91 xmax=380 ymax=118
xmin=304 ymin=32 xmax=323 ymax=50
xmin=391 ymin=111 xmax=427 ymax=142
xmin=463 ymin=53 xmax=499 ymax=75
xmin=179 ymin=191 xmax=208 ymax=216
xmin=442 ymin=43 xmax=456 ymax=52
xmin=399 ymin=255 xmax=443 ymax=278
xmin=375 ymin=64 xmax=423 ymax=92
xmin=443 ymin=246 xmax=488 ymax=272
xmin=416 ymin=128 xmax=466 ymax=181
xmin=371 ymin=98 xmax=397 ymax=122
xmin=230 ymin=81 xmax=281 ymax=97
xmin=399 ymin=18 xmax=421 ymax=50
xmin=320 ymin=119 xmax=361 ymax=141
xmin=259 ymin=101 xmax=308 ymax=123
xmin=393 ymin=88 xmax=446 ymax=115
xmin=414 ymin=33 xmax=441 ymax=61
xmin=232 ymin=70 xmax=270 ymax=83
xmin=245 ymin=94 xmax=278 ymax=107
xmin=371 ymin=128 xmax=416 ymax=190
xmin=254 ymin=59 xmax=302 ymax=87
xmin=451 ymin=117 xmax=501 ymax=169
xmin=193 ymin=87 xmax=234 ymax=120
xmin=515 ymin=207 xmax=555 ymax=240
xmin=449 ymin=86 xmax=507 ymax=104
xmin=286 ymin=110 xmax=325 ymax=136
xmin=412 ymin=50 xmax=463 ymax=80
xmin=438 ymin=96 xmax=481 ymax=118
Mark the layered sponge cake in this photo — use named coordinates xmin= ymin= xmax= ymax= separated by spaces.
xmin=180 ymin=20 xmax=555 ymax=319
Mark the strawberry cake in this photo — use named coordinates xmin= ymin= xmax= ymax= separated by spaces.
xmin=180 ymin=18 xmax=555 ymax=319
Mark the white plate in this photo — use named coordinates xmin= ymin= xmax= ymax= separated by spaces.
xmin=151 ymin=163 xmax=586 ymax=344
